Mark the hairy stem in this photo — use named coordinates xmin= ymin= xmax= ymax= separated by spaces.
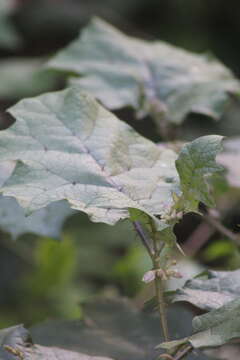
xmin=134 ymin=220 xmax=169 ymax=341
xmin=153 ymin=251 xmax=169 ymax=342
xmin=150 ymin=220 xmax=170 ymax=342
xmin=133 ymin=221 xmax=154 ymax=257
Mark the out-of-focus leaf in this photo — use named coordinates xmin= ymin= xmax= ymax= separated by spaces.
xmin=31 ymin=298 xmax=208 ymax=360
xmin=0 ymin=0 xmax=20 ymax=49
xmin=176 ymin=135 xmax=224 ymax=212
xmin=22 ymin=236 xmax=82 ymax=322
xmin=172 ymin=269 xmax=240 ymax=311
xmin=0 ymin=324 xmax=111 ymax=360
xmin=217 ymin=137 xmax=240 ymax=188
xmin=201 ymin=240 xmax=235 ymax=262
xmin=113 ymin=245 xmax=151 ymax=295
xmin=48 ymin=17 xmax=240 ymax=125
xmin=0 ymin=59 xmax=61 ymax=100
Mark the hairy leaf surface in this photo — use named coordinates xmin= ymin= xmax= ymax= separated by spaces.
xmin=48 ymin=17 xmax=240 ymax=124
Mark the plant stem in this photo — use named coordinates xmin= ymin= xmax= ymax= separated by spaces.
xmin=153 ymin=252 xmax=169 ymax=342
xmin=133 ymin=221 xmax=154 ymax=257
xmin=134 ymin=220 xmax=169 ymax=341
xmin=151 ymin=220 xmax=170 ymax=342
xmin=173 ymin=345 xmax=193 ymax=360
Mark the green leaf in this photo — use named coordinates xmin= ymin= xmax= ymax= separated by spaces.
xmin=48 ymin=17 xmax=240 ymax=125
xmin=0 ymin=0 xmax=21 ymax=49
xmin=31 ymin=298 xmax=208 ymax=360
xmin=0 ymin=58 xmax=61 ymax=100
xmin=0 ymin=324 xmax=112 ymax=360
xmin=0 ymin=86 xmax=178 ymax=225
xmin=172 ymin=269 xmax=240 ymax=311
xmin=176 ymin=135 xmax=224 ymax=212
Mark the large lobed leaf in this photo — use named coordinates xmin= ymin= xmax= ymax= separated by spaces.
xmin=0 ymin=86 xmax=178 ymax=225
xmin=0 ymin=87 xmax=223 ymax=228
xmin=48 ymin=17 xmax=240 ymax=125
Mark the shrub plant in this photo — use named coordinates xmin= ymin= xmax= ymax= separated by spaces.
xmin=0 ymin=18 xmax=240 ymax=360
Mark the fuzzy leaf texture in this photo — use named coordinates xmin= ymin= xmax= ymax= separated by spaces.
xmin=48 ymin=17 xmax=240 ymax=125
xmin=0 ymin=87 xmax=222 ymax=227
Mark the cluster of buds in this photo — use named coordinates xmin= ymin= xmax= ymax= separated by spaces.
xmin=142 ymin=260 xmax=182 ymax=283
xmin=161 ymin=208 xmax=183 ymax=223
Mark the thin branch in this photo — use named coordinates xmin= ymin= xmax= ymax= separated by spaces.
xmin=154 ymin=267 xmax=169 ymax=341
xmin=203 ymin=212 xmax=240 ymax=246
xmin=133 ymin=221 xmax=154 ymax=257
xmin=160 ymin=345 xmax=193 ymax=360
xmin=183 ymin=222 xmax=215 ymax=256
xmin=173 ymin=345 xmax=193 ymax=360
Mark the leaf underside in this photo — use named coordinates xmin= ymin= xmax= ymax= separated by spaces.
xmin=48 ymin=17 xmax=240 ymax=124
